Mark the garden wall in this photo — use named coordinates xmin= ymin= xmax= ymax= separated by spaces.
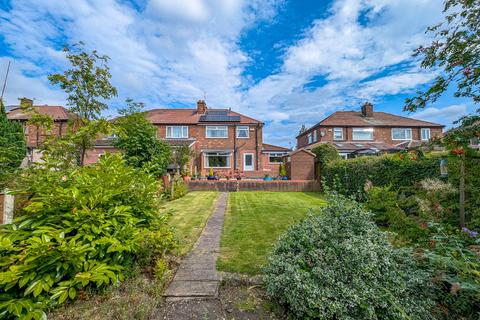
xmin=188 ymin=180 xmax=321 ymax=192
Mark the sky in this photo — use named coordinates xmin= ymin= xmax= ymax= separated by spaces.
xmin=0 ymin=0 xmax=476 ymax=147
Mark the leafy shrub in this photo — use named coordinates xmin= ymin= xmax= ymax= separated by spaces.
xmin=264 ymin=193 xmax=435 ymax=320
xmin=311 ymin=143 xmax=340 ymax=167
xmin=278 ymin=163 xmax=287 ymax=177
xmin=0 ymin=154 xmax=175 ymax=319
xmin=422 ymin=225 xmax=480 ymax=320
xmin=163 ymin=175 xmax=188 ymax=200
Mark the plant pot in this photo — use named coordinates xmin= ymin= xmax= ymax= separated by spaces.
xmin=282 ymin=176 xmax=288 ymax=180
xmin=207 ymin=176 xmax=216 ymax=180
xmin=183 ymin=176 xmax=191 ymax=182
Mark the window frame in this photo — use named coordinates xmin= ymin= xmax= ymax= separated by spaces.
xmin=421 ymin=128 xmax=431 ymax=141
xmin=206 ymin=126 xmax=228 ymax=139
xmin=166 ymin=125 xmax=189 ymax=139
xmin=204 ymin=152 xmax=231 ymax=168
xmin=268 ymin=152 xmax=286 ymax=164
xmin=307 ymin=133 xmax=313 ymax=144
xmin=333 ymin=127 xmax=343 ymax=140
xmin=391 ymin=128 xmax=412 ymax=141
xmin=352 ymin=128 xmax=374 ymax=141
xmin=236 ymin=126 xmax=249 ymax=139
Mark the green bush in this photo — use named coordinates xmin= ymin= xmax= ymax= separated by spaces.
xmin=163 ymin=175 xmax=188 ymax=200
xmin=323 ymin=153 xmax=442 ymax=199
xmin=264 ymin=193 xmax=435 ymax=320
xmin=0 ymin=154 xmax=175 ymax=319
xmin=311 ymin=143 xmax=340 ymax=167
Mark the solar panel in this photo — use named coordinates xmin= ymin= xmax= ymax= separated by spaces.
xmin=199 ymin=113 xmax=241 ymax=122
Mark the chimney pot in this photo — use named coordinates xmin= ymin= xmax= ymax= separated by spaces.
xmin=361 ymin=102 xmax=373 ymax=117
xmin=197 ymin=100 xmax=207 ymax=114
xmin=19 ymin=97 xmax=33 ymax=108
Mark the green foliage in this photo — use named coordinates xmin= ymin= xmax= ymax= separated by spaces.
xmin=0 ymin=154 xmax=175 ymax=319
xmin=264 ymin=193 xmax=435 ymax=319
xmin=48 ymin=42 xmax=117 ymax=121
xmin=405 ymin=0 xmax=480 ymax=110
xmin=114 ymin=99 xmax=171 ymax=178
xmin=422 ymin=225 xmax=480 ymax=319
xmin=278 ymin=163 xmax=287 ymax=177
xmin=311 ymin=143 xmax=340 ymax=167
xmin=0 ymin=99 xmax=26 ymax=188
xmin=323 ymin=153 xmax=442 ymax=199
xmin=170 ymin=145 xmax=194 ymax=175
xmin=163 ymin=175 xmax=188 ymax=200
xmin=209 ymin=168 xmax=214 ymax=177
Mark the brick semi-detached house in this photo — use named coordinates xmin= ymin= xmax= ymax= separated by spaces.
xmin=297 ymin=102 xmax=445 ymax=158
xmin=7 ymin=99 xmax=290 ymax=177
xmin=142 ymin=100 xmax=290 ymax=177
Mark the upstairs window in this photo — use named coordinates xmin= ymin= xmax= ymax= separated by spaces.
xmin=236 ymin=126 xmax=249 ymax=138
xmin=392 ymin=128 xmax=412 ymax=140
xmin=421 ymin=128 xmax=431 ymax=141
xmin=313 ymin=130 xmax=317 ymax=142
xmin=307 ymin=133 xmax=313 ymax=144
xmin=206 ymin=126 xmax=228 ymax=138
xmin=352 ymin=128 xmax=374 ymax=140
xmin=166 ymin=126 xmax=188 ymax=138
xmin=333 ymin=128 xmax=343 ymax=140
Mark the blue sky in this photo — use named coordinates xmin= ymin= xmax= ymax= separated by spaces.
xmin=0 ymin=0 xmax=476 ymax=147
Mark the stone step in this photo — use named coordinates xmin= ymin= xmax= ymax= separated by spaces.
xmin=164 ymin=280 xmax=220 ymax=298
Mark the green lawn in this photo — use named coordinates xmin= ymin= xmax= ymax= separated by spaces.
xmin=161 ymin=191 xmax=219 ymax=256
xmin=217 ymin=192 xmax=326 ymax=275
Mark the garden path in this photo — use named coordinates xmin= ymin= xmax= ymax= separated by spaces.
xmin=158 ymin=192 xmax=228 ymax=319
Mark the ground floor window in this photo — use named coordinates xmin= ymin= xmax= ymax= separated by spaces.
xmin=204 ymin=152 xmax=231 ymax=168
xmin=268 ymin=152 xmax=286 ymax=163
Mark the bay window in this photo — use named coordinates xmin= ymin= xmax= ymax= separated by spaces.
xmin=392 ymin=128 xmax=412 ymax=140
xmin=204 ymin=152 xmax=231 ymax=168
xmin=352 ymin=128 xmax=374 ymax=140
xmin=206 ymin=126 xmax=228 ymax=138
xmin=166 ymin=126 xmax=188 ymax=138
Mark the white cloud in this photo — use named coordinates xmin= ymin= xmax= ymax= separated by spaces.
xmin=412 ymin=104 xmax=469 ymax=127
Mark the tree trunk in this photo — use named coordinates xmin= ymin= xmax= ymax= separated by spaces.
xmin=459 ymin=155 xmax=466 ymax=228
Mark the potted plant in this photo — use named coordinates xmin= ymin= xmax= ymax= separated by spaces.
xmin=207 ymin=168 xmax=216 ymax=180
xmin=279 ymin=164 xmax=288 ymax=180
xmin=234 ymin=169 xmax=243 ymax=180
xmin=263 ymin=174 xmax=273 ymax=181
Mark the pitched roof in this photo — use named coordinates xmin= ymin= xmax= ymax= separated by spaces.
xmin=7 ymin=105 xmax=72 ymax=121
xmin=299 ymin=110 xmax=444 ymax=138
xmin=144 ymin=108 xmax=262 ymax=125
xmin=262 ymin=143 xmax=291 ymax=152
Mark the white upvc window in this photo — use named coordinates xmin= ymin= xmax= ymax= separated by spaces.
xmin=392 ymin=128 xmax=412 ymax=140
xmin=313 ymin=130 xmax=317 ymax=142
xmin=268 ymin=152 xmax=287 ymax=164
xmin=206 ymin=126 xmax=228 ymax=138
xmin=352 ymin=128 xmax=374 ymax=140
xmin=166 ymin=126 xmax=188 ymax=138
xmin=333 ymin=127 xmax=343 ymax=140
xmin=421 ymin=128 xmax=431 ymax=141
xmin=204 ymin=152 xmax=231 ymax=168
xmin=307 ymin=133 xmax=313 ymax=144
xmin=236 ymin=126 xmax=249 ymax=138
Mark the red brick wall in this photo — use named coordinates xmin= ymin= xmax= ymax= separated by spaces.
xmin=23 ymin=121 xmax=68 ymax=148
xmin=298 ymin=126 xmax=443 ymax=148
xmin=288 ymin=151 xmax=315 ymax=180
xmin=84 ymin=147 xmax=119 ymax=165
xmin=156 ymin=124 xmax=265 ymax=177
xmin=188 ymin=180 xmax=321 ymax=192
xmin=261 ymin=153 xmax=282 ymax=176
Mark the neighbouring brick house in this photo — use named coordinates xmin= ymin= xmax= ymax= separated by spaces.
xmin=297 ymin=102 xmax=445 ymax=158
xmin=143 ymin=100 xmax=290 ymax=177
xmin=6 ymin=98 xmax=74 ymax=164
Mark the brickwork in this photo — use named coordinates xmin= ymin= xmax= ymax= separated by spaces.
xmin=23 ymin=121 xmax=69 ymax=148
xmin=188 ymin=180 xmax=321 ymax=192
xmin=286 ymin=150 xmax=316 ymax=180
xmin=84 ymin=147 xmax=119 ymax=165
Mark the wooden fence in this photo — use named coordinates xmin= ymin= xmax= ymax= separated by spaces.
xmin=188 ymin=180 xmax=321 ymax=192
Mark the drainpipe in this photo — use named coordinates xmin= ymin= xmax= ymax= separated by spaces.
xmin=233 ymin=125 xmax=237 ymax=170
xmin=255 ymin=124 xmax=259 ymax=171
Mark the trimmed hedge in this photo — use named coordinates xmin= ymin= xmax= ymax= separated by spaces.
xmin=322 ymin=153 xmax=442 ymax=198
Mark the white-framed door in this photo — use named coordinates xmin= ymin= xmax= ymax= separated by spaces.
xmin=243 ymin=153 xmax=254 ymax=171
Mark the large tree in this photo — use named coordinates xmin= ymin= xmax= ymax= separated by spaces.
xmin=48 ymin=42 xmax=117 ymax=165
xmin=0 ymin=99 xmax=27 ymax=189
xmin=114 ymin=99 xmax=171 ymax=177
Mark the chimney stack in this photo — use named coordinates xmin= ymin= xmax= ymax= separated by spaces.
xmin=361 ymin=102 xmax=373 ymax=117
xmin=19 ymin=97 xmax=33 ymax=108
xmin=197 ymin=100 xmax=207 ymax=114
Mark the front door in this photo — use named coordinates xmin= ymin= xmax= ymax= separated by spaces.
xmin=243 ymin=153 xmax=254 ymax=171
